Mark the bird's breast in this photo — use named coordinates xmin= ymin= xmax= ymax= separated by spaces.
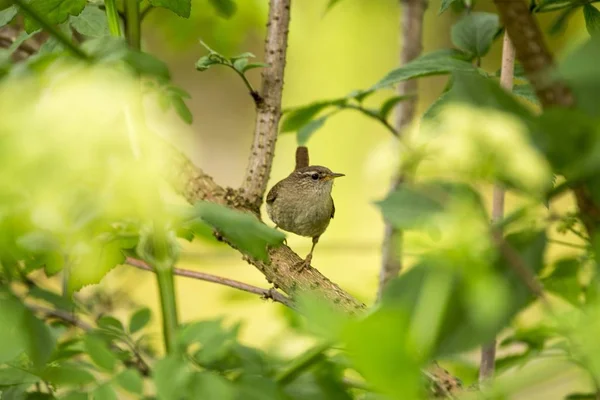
xmin=267 ymin=192 xmax=333 ymax=238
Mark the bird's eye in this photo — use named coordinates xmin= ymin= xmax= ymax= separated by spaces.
xmin=311 ymin=173 xmax=319 ymax=180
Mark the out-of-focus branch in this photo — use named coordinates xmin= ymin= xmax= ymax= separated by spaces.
xmin=240 ymin=0 xmax=291 ymax=211
xmin=480 ymin=33 xmax=516 ymax=386
xmin=493 ymin=0 xmax=600 ymax=238
xmin=377 ymin=0 xmax=427 ymax=301
xmin=126 ymin=257 xmax=295 ymax=309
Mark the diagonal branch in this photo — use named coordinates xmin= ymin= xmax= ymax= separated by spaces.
xmin=125 ymin=256 xmax=295 ymax=309
xmin=240 ymin=0 xmax=291 ymax=211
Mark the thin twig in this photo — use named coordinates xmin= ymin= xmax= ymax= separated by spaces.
xmin=377 ymin=0 xmax=427 ymax=301
xmin=27 ymin=304 xmax=93 ymax=331
xmin=480 ymin=32 xmax=516 ymax=386
xmin=240 ymin=0 xmax=291 ymax=211
xmin=125 ymin=257 xmax=295 ymax=309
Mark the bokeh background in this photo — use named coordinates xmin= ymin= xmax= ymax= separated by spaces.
xmin=79 ymin=0 xmax=592 ymax=394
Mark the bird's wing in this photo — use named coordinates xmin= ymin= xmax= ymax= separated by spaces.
xmin=266 ymin=182 xmax=279 ymax=205
xmin=330 ymin=197 xmax=335 ymax=219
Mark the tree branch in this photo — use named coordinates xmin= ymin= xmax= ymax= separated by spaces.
xmin=240 ymin=0 xmax=291 ymax=211
xmin=493 ymin=0 xmax=600 ymax=238
xmin=125 ymin=256 xmax=295 ymax=309
xmin=377 ymin=0 xmax=427 ymax=301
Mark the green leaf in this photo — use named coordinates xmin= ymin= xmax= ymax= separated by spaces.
xmin=542 ymin=258 xmax=581 ymax=306
xmin=281 ymin=102 xmax=332 ymax=133
xmin=439 ymin=0 xmax=459 ymax=14
xmin=535 ymin=0 xmax=576 ymax=12
xmin=208 ymin=0 xmax=236 ymax=18
xmin=188 ymin=371 xmax=236 ymax=399
xmin=195 ymin=55 xmax=223 ymax=71
xmin=566 ymin=393 xmax=598 ymax=400
xmin=24 ymin=0 xmax=86 ymax=33
xmin=378 ymin=95 xmax=414 ymax=120
xmin=153 ymin=354 xmax=193 ymax=400
xmin=451 ymin=12 xmax=500 ymax=58
xmin=0 ymin=289 xmax=55 ymax=367
xmin=115 ymin=369 xmax=143 ymax=394
xmin=170 ymin=96 xmax=193 ymax=124
xmin=371 ymin=49 xmax=475 ymax=90
xmin=232 ymin=57 xmax=248 ymax=72
xmin=27 ymin=286 xmax=74 ymax=311
xmin=513 ymin=83 xmax=539 ymax=105
xmin=549 ymin=6 xmax=578 ymax=35
xmin=584 ymin=4 xmax=600 ymax=37
xmin=41 ymin=364 xmax=95 ymax=385
xmin=69 ymin=5 xmax=110 ymax=37
xmin=83 ymin=334 xmax=117 ymax=372
xmin=297 ymin=116 xmax=328 ymax=146
xmin=92 ymin=384 xmax=118 ymax=400
xmin=16 ymin=231 xmax=59 ymax=253
xmin=61 ymin=392 xmax=88 ymax=400
xmin=97 ymin=316 xmax=125 ymax=332
xmin=243 ymin=62 xmax=269 ymax=72
xmin=325 ymin=0 xmax=343 ymax=12
xmin=67 ymin=239 xmax=126 ymax=293
xmin=188 ymin=202 xmax=285 ymax=262
xmin=123 ymin=50 xmax=171 ymax=80
xmin=178 ymin=319 xmax=240 ymax=366
xmin=0 ymin=366 xmax=40 ymax=385
xmin=129 ymin=307 xmax=151 ymax=334
xmin=0 ymin=5 xmax=17 ymax=27
xmin=149 ymin=0 xmax=190 ymax=18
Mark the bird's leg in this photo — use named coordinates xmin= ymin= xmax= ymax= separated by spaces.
xmin=295 ymin=236 xmax=319 ymax=272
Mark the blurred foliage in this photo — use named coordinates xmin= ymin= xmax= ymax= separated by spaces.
xmin=1 ymin=0 xmax=600 ymax=399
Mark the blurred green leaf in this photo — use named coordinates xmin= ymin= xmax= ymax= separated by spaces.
xmin=376 ymin=181 xmax=484 ymax=231
xmin=84 ymin=334 xmax=117 ymax=372
xmin=68 ymin=239 xmax=126 ymax=293
xmin=123 ymin=50 xmax=171 ymax=80
xmin=17 ymin=231 xmax=59 ymax=253
xmin=372 ymin=49 xmax=474 ymax=90
xmin=378 ymin=95 xmax=414 ymax=120
xmin=439 ymin=0 xmax=460 ymax=14
xmin=584 ymin=4 xmax=600 ymax=36
xmin=451 ymin=12 xmax=500 ymax=58
xmin=549 ymin=6 xmax=578 ymax=35
xmin=97 ymin=315 xmax=125 ymax=332
xmin=0 ymin=289 xmax=55 ymax=367
xmin=281 ymin=102 xmax=332 ymax=133
xmin=243 ymin=62 xmax=269 ymax=72
xmin=0 ymin=5 xmax=16 ymax=27
xmin=0 ymin=366 xmax=40 ymax=385
xmin=24 ymin=0 xmax=86 ymax=33
xmin=297 ymin=116 xmax=328 ymax=146
xmin=61 ymin=392 xmax=88 ymax=400
xmin=40 ymin=364 xmax=95 ymax=385
xmin=92 ymin=383 xmax=118 ymax=400
xmin=115 ymin=369 xmax=143 ymax=394
xmin=188 ymin=202 xmax=285 ymax=262
xmin=513 ymin=83 xmax=540 ymax=105
xmin=27 ymin=286 xmax=74 ymax=311
xmin=232 ymin=57 xmax=248 ymax=72
xmin=153 ymin=354 xmax=193 ymax=400
xmin=325 ymin=0 xmax=343 ymax=12
xmin=188 ymin=371 xmax=236 ymax=399
xmin=195 ymin=55 xmax=222 ymax=71
xmin=542 ymin=258 xmax=581 ymax=306
xmin=207 ymin=0 xmax=236 ymax=18
xmin=236 ymin=375 xmax=286 ymax=400
xmin=149 ymin=0 xmax=190 ymax=18
xmin=179 ymin=319 xmax=240 ymax=366
xmin=297 ymin=294 xmax=351 ymax=342
xmin=535 ymin=0 xmax=577 ymax=12
xmin=284 ymin=360 xmax=352 ymax=400
xmin=566 ymin=393 xmax=598 ymax=399
xmin=129 ymin=307 xmax=151 ymax=334
xmin=69 ymin=5 xmax=109 ymax=37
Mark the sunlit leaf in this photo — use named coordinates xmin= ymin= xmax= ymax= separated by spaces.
xmin=92 ymin=383 xmax=118 ymax=400
xmin=40 ymin=364 xmax=95 ymax=385
xmin=115 ymin=369 xmax=143 ymax=394
xmin=84 ymin=334 xmax=117 ymax=372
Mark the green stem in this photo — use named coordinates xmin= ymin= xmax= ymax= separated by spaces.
xmin=275 ymin=341 xmax=332 ymax=386
xmin=342 ymin=104 xmax=399 ymax=137
xmin=124 ymin=0 xmax=141 ymax=50
xmin=155 ymin=267 xmax=179 ymax=354
xmin=104 ymin=0 xmax=122 ymax=37
xmin=13 ymin=0 xmax=88 ymax=60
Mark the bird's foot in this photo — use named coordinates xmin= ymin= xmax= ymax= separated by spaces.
xmin=294 ymin=254 xmax=312 ymax=272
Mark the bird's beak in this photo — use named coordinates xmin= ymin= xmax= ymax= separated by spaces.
xmin=324 ymin=172 xmax=345 ymax=181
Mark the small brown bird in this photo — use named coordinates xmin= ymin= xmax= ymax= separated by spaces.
xmin=266 ymin=165 xmax=345 ymax=270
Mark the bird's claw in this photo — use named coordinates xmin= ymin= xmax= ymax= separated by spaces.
xmin=294 ymin=254 xmax=312 ymax=272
